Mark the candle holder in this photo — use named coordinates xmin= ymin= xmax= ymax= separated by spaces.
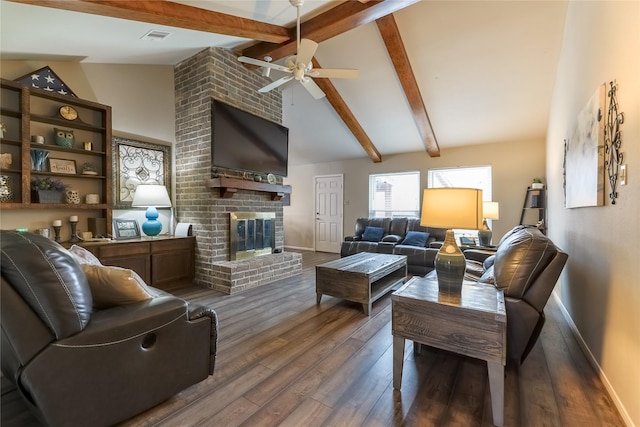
xmin=53 ymin=225 xmax=61 ymax=243
xmin=69 ymin=220 xmax=79 ymax=243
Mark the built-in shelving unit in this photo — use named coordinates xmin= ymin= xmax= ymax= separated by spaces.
xmin=0 ymin=78 xmax=112 ymax=225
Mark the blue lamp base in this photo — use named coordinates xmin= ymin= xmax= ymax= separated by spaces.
xmin=141 ymin=206 xmax=162 ymax=237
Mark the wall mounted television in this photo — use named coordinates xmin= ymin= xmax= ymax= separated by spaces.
xmin=211 ymin=99 xmax=289 ymax=177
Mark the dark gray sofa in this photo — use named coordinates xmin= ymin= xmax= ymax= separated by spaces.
xmin=340 ymin=217 xmax=446 ymax=275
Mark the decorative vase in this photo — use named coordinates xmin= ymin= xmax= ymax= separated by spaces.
xmin=0 ymin=175 xmax=13 ymax=202
xmin=531 ymin=182 xmax=544 ymax=189
xmin=66 ymin=189 xmax=80 ymax=204
xmin=30 ymin=149 xmax=49 ymax=171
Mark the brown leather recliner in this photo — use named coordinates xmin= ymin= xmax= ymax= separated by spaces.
xmin=1 ymin=231 xmax=218 ymax=427
xmin=463 ymin=225 xmax=568 ymax=365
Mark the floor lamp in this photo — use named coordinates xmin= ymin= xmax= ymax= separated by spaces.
xmin=420 ymin=188 xmax=483 ymax=294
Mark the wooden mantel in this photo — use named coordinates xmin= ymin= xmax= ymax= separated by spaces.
xmin=205 ymin=177 xmax=292 ymax=200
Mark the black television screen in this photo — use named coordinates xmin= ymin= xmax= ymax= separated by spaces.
xmin=211 ymin=100 xmax=289 ymax=176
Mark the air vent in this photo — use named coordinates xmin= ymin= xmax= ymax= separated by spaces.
xmin=141 ymin=30 xmax=172 ymax=41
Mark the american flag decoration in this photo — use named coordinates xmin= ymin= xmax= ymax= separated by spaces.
xmin=14 ymin=66 xmax=77 ymax=97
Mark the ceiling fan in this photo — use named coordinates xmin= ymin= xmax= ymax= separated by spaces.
xmin=238 ymin=0 xmax=358 ymax=100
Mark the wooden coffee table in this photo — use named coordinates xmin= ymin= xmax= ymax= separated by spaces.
xmin=392 ymin=276 xmax=507 ymax=426
xmin=316 ymin=252 xmax=407 ymax=316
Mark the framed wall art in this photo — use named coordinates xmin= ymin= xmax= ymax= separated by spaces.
xmin=113 ymin=137 xmax=171 ymax=209
xmin=564 ymin=85 xmax=605 ymax=208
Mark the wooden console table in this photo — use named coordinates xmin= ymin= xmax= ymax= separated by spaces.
xmin=79 ymin=236 xmax=195 ymax=291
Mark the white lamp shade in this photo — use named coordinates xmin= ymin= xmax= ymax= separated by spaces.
xmin=131 ymin=185 xmax=172 ymax=208
xmin=483 ymin=201 xmax=500 ymax=220
xmin=420 ymin=188 xmax=483 ymax=229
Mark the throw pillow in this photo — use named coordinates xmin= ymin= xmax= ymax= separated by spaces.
xmin=400 ymin=231 xmax=430 ymax=247
xmin=81 ymin=265 xmax=155 ymax=309
xmin=69 ymin=244 xmax=103 ymax=266
xmin=361 ymin=226 xmax=385 ymax=242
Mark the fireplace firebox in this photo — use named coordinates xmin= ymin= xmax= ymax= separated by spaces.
xmin=229 ymin=212 xmax=276 ymax=260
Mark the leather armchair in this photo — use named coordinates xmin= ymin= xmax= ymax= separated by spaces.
xmin=1 ymin=231 xmax=218 ymax=427
xmin=462 ymin=225 xmax=568 ymax=364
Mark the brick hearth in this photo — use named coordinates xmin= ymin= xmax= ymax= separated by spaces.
xmin=174 ymin=47 xmax=301 ymax=293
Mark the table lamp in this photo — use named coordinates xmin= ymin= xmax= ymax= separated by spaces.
xmin=420 ymin=188 xmax=483 ymax=294
xmin=478 ymin=201 xmax=500 ymax=246
xmin=131 ymin=184 xmax=172 ymax=237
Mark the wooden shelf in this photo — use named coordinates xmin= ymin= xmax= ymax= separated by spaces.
xmin=205 ymin=177 xmax=291 ymax=200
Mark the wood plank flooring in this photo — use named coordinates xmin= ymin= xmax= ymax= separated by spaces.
xmin=1 ymin=250 xmax=624 ymax=427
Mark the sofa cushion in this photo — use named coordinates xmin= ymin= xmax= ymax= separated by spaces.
xmin=0 ymin=231 xmax=93 ymax=339
xmin=400 ymin=231 xmax=430 ymax=247
xmin=69 ymin=245 xmax=103 ymax=266
xmin=82 ymin=265 xmax=156 ymax=309
xmin=362 ymin=226 xmax=385 ymax=242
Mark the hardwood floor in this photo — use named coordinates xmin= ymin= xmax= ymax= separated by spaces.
xmin=1 ymin=250 xmax=624 ymax=426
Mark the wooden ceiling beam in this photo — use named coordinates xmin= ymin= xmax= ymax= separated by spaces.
xmin=312 ymin=59 xmax=382 ymax=163
xmin=242 ymin=0 xmax=419 ymax=62
xmin=5 ymin=0 xmax=291 ymax=43
xmin=376 ymin=15 xmax=440 ymax=157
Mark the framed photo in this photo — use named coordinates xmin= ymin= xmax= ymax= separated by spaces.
xmin=459 ymin=236 xmax=477 ymax=246
xmin=113 ymin=137 xmax=171 ymax=209
xmin=49 ymin=158 xmax=76 ymax=174
xmin=112 ymin=218 xmax=141 ymax=240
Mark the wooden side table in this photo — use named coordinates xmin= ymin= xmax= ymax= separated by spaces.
xmin=392 ymin=276 xmax=507 ymax=426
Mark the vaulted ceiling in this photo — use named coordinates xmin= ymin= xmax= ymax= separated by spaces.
xmin=0 ymin=0 xmax=568 ymax=166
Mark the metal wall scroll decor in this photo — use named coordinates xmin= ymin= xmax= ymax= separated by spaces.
xmin=603 ymin=80 xmax=624 ymax=204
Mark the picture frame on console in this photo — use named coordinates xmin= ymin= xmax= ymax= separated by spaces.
xmin=113 ymin=137 xmax=172 ymax=209
xmin=112 ymin=218 xmax=141 ymax=240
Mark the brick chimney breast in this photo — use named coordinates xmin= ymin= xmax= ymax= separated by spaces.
xmin=174 ymin=47 xmax=299 ymax=293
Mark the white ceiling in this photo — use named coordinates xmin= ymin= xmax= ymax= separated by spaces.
xmin=0 ymin=0 xmax=568 ymax=166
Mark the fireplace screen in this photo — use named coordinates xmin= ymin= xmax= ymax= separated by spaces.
xmin=230 ymin=212 xmax=276 ymax=260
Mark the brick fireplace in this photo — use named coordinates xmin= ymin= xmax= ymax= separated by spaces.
xmin=174 ymin=47 xmax=301 ymax=294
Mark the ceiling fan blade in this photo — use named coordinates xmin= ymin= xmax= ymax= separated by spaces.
xmin=308 ymin=68 xmax=359 ymax=79
xmin=238 ymin=56 xmax=291 ymax=73
xmin=300 ymin=77 xmax=326 ymax=100
xmin=296 ymin=38 xmax=318 ymax=67
xmin=258 ymin=75 xmax=294 ymax=93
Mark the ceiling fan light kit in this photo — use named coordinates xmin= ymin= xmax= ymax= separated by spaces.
xmin=238 ymin=0 xmax=358 ymax=100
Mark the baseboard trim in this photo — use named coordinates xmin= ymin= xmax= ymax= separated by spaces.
xmin=552 ymin=291 xmax=634 ymax=427
xmin=284 ymin=245 xmax=315 ymax=252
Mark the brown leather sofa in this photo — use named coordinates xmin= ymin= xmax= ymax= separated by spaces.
xmin=340 ymin=217 xmax=447 ymax=275
xmin=453 ymin=225 xmax=568 ymax=365
xmin=1 ymin=231 xmax=218 ymax=427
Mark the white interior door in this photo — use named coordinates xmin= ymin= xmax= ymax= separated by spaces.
xmin=315 ymin=175 xmax=343 ymax=253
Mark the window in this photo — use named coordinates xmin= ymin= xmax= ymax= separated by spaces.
xmin=369 ymin=172 xmax=420 ymax=218
xmin=427 ymin=166 xmax=493 ymax=239
xmin=427 ymin=166 xmax=492 ymax=200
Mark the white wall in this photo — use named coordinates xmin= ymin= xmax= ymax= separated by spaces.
xmin=284 ymin=138 xmax=546 ymax=251
xmin=546 ymin=2 xmax=640 ymax=425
